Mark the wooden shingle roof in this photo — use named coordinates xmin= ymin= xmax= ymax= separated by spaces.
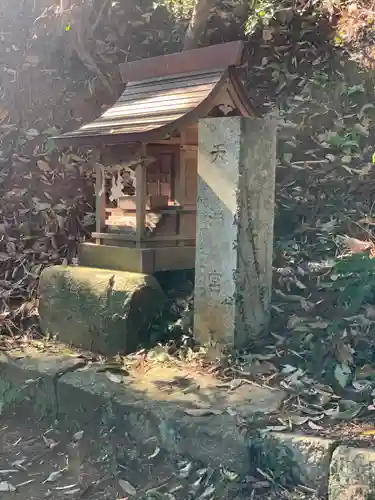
xmin=54 ymin=42 xmax=256 ymax=148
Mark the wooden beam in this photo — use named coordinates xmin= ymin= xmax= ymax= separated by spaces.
xmin=177 ymin=131 xmax=187 ymax=231
xmin=149 ymin=138 xmax=181 ymax=146
xmin=94 ymin=150 xmax=106 ymax=245
xmin=105 ymin=207 xmax=196 ymax=214
xmin=177 ymin=152 xmax=186 ymax=248
xmin=135 ymin=145 xmax=147 ymax=247
xmin=146 ymin=234 xmax=191 ymax=242
xmin=92 ymin=232 xmax=194 ymax=242
xmin=92 ymin=232 xmax=134 ymax=241
xmin=119 ymin=41 xmax=244 ymax=83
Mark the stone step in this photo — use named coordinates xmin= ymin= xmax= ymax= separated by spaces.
xmin=1 ymin=345 xmax=375 ymax=498
xmin=0 ymin=346 xmax=284 ymax=474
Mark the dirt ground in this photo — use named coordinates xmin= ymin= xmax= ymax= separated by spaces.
xmin=0 ymin=414 xmax=316 ymax=500
xmin=0 ymin=415 xmax=204 ymax=499
xmin=0 ymin=417 xmax=121 ymax=499
xmin=0 ymin=414 xmax=246 ymax=500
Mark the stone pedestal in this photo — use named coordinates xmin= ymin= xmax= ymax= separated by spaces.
xmin=39 ymin=265 xmax=165 ymax=356
xmin=194 ymin=117 xmax=276 ymax=347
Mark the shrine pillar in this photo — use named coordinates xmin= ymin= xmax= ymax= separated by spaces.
xmin=194 ymin=117 xmax=276 ymax=348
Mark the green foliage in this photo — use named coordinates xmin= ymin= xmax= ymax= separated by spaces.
xmin=325 ymin=130 xmax=361 ymax=154
xmin=154 ymin=0 xmax=194 ymax=19
xmin=245 ymin=0 xmax=277 ymax=34
xmin=331 ymin=254 xmax=375 ymax=314
xmin=311 ymin=70 xmax=331 ymax=88
xmin=340 ymin=83 xmax=365 ymax=97
xmin=42 ymin=127 xmax=59 ymax=154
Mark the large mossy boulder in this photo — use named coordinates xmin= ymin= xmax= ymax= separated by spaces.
xmin=38 ymin=265 xmax=166 ymax=355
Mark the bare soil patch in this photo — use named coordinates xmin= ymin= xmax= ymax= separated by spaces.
xmin=0 ymin=414 xmax=249 ymax=500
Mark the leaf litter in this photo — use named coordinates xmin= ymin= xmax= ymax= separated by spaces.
xmin=0 ymin=414 xmax=290 ymax=500
xmin=213 ymin=250 xmax=375 ymax=444
xmin=2 ymin=0 xmax=375 ymax=496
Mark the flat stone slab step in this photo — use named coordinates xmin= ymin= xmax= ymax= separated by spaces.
xmin=2 ymin=342 xmax=375 ymax=499
xmin=0 ymin=345 xmax=284 ymax=474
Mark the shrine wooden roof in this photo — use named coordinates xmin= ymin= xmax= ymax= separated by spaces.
xmin=54 ymin=42 xmax=257 ymax=148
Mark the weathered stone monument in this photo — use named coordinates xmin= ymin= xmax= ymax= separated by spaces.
xmin=194 ymin=117 xmax=276 ymax=347
xmin=39 ymin=266 xmax=165 ymax=355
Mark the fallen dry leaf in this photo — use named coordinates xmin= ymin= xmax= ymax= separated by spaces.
xmin=148 ymin=446 xmax=160 ymax=459
xmin=72 ymin=430 xmax=84 ymax=441
xmin=308 ymin=421 xmax=324 ymax=430
xmin=337 ymin=235 xmax=372 ymax=254
xmin=0 ymin=481 xmax=16 ymax=492
xmin=54 ymin=483 xmax=78 ymax=490
xmin=43 ymin=470 xmax=63 ymax=483
xmin=198 ymin=484 xmax=216 ymax=499
xmin=119 ymin=478 xmax=137 ymax=496
xmin=42 ymin=435 xmax=59 ymax=449
xmin=106 ymin=371 xmax=123 ymax=384
xmin=179 ymin=461 xmax=193 ymax=479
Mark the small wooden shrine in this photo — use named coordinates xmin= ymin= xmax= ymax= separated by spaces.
xmin=54 ymin=41 xmax=257 ymax=274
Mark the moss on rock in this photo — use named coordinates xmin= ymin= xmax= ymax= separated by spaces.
xmin=38 ymin=265 xmax=166 ymax=355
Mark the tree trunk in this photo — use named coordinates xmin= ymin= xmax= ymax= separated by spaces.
xmin=183 ymin=0 xmax=216 ymax=50
xmin=183 ymin=0 xmax=249 ymax=51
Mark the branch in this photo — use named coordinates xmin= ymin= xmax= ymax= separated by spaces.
xmin=70 ymin=4 xmax=114 ymax=95
xmin=92 ymin=0 xmax=111 ymax=34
